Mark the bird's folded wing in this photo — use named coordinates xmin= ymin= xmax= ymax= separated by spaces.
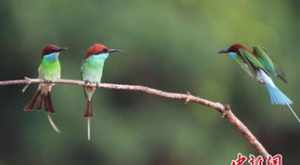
xmin=253 ymin=46 xmax=287 ymax=83
xmin=239 ymin=48 xmax=265 ymax=70
xmin=236 ymin=49 xmax=260 ymax=78
xmin=235 ymin=56 xmax=256 ymax=79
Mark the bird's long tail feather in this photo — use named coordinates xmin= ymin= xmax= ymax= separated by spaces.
xmin=265 ymin=83 xmax=300 ymax=123
xmin=84 ymin=100 xmax=93 ymax=117
xmin=265 ymin=83 xmax=292 ymax=105
xmin=24 ymin=89 xmax=43 ymax=111
xmin=44 ymin=92 xmax=60 ymax=133
xmin=24 ymin=87 xmax=61 ymax=133
xmin=44 ymin=92 xmax=55 ymax=113
xmin=47 ymin=113 xmax=61 ymax=133
xmin=259 ymin=70 xmax=300 ymax=123
xmin=287 ymin=104 xmax=300 ymax=123
xmin=85 ymin=100 xmax=93 ymax=141
xmin=87 ymin=117 xmax=91 ymax=141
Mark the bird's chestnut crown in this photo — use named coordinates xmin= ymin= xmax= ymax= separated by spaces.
xmin=85 ymin=43 xmax=120 ymax=59
xmin=42 ymin=44 xmax=66 ymax=56
xmin=85 ymin=43 xmax=108 ymax=58
xmin=218 ymin=43 xmax=249 ymax=54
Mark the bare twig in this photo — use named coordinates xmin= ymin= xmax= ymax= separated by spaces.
xmin=0 ymin=78 xmax=270 ymax=157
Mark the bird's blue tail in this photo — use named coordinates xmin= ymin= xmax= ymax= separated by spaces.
xmin=257 ymin=69 xmax=300 ymax=123
xmin=265 ymin=83 xmax=292 ymax=105
xmin=265 ymin=83 xmax=300 ymax=123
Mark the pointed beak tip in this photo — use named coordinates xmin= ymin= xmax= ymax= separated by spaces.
xmin=218 ymin=49 xmax=227 ymax=54
xmin=58 ymin=47 xmax=68 ymax=52
xmin=109 ymin=48 xmax=122 ymax=54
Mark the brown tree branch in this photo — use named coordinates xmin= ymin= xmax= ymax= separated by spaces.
xmin=0 ymin=78 xmax=270 ymax=157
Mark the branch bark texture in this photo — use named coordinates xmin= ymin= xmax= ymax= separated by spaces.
xmin=0 ymin=78 xmax=270 ymax=157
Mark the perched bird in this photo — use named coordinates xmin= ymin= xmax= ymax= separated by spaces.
xmin=81 ymin=43 xmax=120 ymax=140
xmin=24 ymin=44 xmax=67 ymax=133
xmin=219 ymin=43 xmax=300 ymax=123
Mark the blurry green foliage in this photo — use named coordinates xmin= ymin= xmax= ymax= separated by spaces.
xmin=0 ymin=0 xmax=300 ymax=164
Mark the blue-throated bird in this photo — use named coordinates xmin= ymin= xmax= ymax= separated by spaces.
xmin=219 ymin=43 xmax=300 ymax=123
xmin=24 ymin=44 xmax=67 ymax=133
xmin=81 ymin=43 xmax=120 ymax=140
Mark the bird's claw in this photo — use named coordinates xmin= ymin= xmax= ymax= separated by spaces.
xmin=84 ymin=81 xmax=95 ymax=88
xmin=84 ymin=80 xmax=91 ymax=84
xmin=44 ymin=80 xmax=54 ymax=84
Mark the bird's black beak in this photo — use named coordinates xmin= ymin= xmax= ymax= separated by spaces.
xmin=58 ymin=47 xmax=68 ymax=52
xmin=108 ymin=48 xmax=121 ymax=54
xmin=218 ymin=48 xmax=228 ymax=54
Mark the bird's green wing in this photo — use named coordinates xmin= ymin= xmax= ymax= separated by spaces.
xmin=237 ymin=48 xmax=269 ymax=81
xmin=233 ymin=53 xmax=256 ymax=79
xmin=252 ymin=46 xmax=276 ymax=75
xmin=253 ymin=46 xmax=287 ymax=83
xmin=239 ymin=48 xmax=265 ymax=70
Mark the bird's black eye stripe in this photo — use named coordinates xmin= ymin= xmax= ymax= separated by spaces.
xmin=93 ymin=48 xmax=108 ymax=55
xmin=102 ymin=48 xmax=108 ymax=53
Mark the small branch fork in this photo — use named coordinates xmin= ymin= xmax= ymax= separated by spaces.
xmin=0 ymin=77 xmax=270 ymax=157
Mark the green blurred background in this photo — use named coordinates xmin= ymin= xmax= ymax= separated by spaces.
xmin=0 ymin=0 xmax=299 ymax=164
